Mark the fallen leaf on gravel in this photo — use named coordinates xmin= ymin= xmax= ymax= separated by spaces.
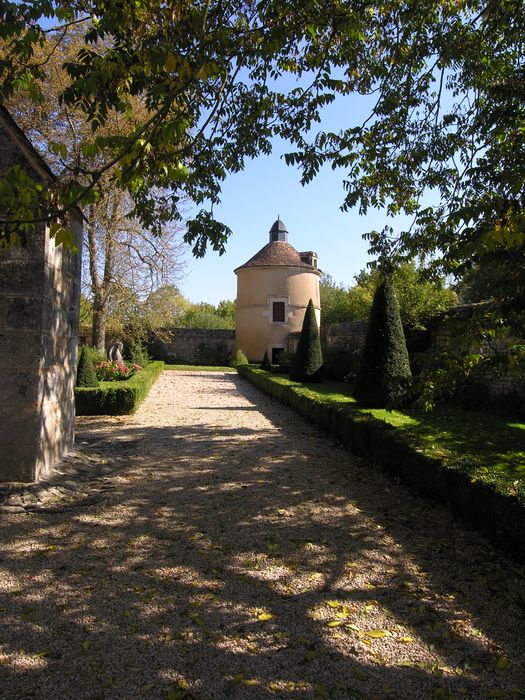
xmin=82 ymin=639 xmax=91 ymax=653
xmin=366 ymin=629 xmax=387 ymax=638
xmin=33 ymin=649 xmax=50 ymax=658
xmin=257 ymin=612 xmax=273 ymax=621
xmin=327 ymin=620 xmax=343 ymax=628
xmin=327 ymin=600 xmax=341 ymax=608
xmin=308 ymin=572 xmax=323 ymax=580
xmin=167 ymin=689 xmax=186 ymax=700
xmin=496 ymin=656 xmax=510 ymax=670
xmin=400 ymin=636 xmax=414 ymax=643
xmin=351 ymin=668 xmax=368 ymax=681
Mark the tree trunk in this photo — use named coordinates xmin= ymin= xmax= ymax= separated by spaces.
xmin=91 ymin=300 xmax=107 ymax=354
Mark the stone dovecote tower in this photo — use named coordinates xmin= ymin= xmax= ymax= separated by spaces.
xmin=234 ymin=217 xmax=320 ymax=363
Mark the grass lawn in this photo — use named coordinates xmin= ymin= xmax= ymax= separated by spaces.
xmin=258 ymin=373 xmax=525 ymax=501
xmin=163 ymin=364 xmax=236 ymax=372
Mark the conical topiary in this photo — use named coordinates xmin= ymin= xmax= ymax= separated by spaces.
xmin=232 ymin=349 xmax=249 ymax=367
xmin=290 ymin=299 xmax=323 ymax=382
xmin=353 ymin=278 xmax=411 ymax=407
xmin=260 ymin=351 xmax=272 ymax=371
xmin=76 ymin=346 xmax=99 ymax=388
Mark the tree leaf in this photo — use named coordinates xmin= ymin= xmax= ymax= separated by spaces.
xmin=257 ymin=613 xmax=273 ymax=621
xmin=327 ymin=620 xmax=343 ymax=628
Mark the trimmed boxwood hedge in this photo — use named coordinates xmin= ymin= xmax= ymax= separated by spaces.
xmin=75 ymin=361 xmax=164 ymax=415
xmin=237 ymin=365 xmax=525 ymax=561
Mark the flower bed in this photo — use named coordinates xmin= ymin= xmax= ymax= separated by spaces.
xmin=237 ymin=365 xmax=525 ymax=561
xmin=75 ymin=361 xmax=164 ymax=415
xmin=95 ymin=360 xmax=143 ymax=381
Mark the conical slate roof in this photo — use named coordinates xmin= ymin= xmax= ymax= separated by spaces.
xmin=235 ymin=241 xmax=315 ymax=272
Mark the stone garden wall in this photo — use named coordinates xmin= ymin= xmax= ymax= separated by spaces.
xmin=149 ymin=328 xmax=235 ymax=365
xmin=323 ymin=306 xmax=525 ymax=404
xmin=0 ymin=114 xmax=83 ymax=482
xmin=323 ymin=320 xmax=368 ymax=353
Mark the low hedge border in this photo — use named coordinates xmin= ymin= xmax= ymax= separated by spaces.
xmin=75 ymin=361 xmax=164 ymax=416
xmin=237 ymin=365 xmax=525 ymax=561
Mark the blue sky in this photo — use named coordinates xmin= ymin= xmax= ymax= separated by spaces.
xmin=182 ymin=150 xmax=381 ymax=304
xmin=182 ymin=91 xmax=415 ymax=305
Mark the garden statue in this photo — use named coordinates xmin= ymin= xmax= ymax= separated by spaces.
xmin=108 ymin=342 xmax=124 ymax=363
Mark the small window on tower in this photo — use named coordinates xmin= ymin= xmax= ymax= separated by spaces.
xmin=272 ymin=301 xmax=285 ymax=322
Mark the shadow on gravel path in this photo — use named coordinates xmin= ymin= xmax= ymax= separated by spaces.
xmin=0 ymin=370 xmax=524 ymax=700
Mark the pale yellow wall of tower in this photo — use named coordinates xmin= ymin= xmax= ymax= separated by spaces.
xmin=235 ymin=266 xmax=320 ymax=362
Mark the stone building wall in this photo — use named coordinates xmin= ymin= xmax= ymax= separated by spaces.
xmin=0 ymin=114 xmax=82 ymax=482
xmin=150 ymin=328 xmax=235 ymax=365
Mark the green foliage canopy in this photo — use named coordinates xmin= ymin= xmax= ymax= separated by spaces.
xmin=319 ymin=273 xmax=353 ymax=325
xmin=321 ymin=263 xmax=457 ymax=329
xmin=0 ymin=0 xmax=523 ymax=280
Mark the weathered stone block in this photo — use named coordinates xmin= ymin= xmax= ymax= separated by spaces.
xmin=0 ymin=331 xmax=42 ymax=369
xmin=0 ymin=259 xmax=45 ymax=295
xmin=0 ymin=444 xmax=40 ymax=482
xmin=0 ymin=369 xmax=41 ymax=404
xmin=1 ymin=296 xmax=44 ymax=330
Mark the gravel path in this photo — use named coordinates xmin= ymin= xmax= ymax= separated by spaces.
xmin=1 ymin=370 xmax=524 ymax=700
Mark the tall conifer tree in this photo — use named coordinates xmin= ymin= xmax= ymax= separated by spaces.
xmin=354 ymin=279 xmax=411 ymax=407
xmin=290 ymin=299 xmax=323 ymax=382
